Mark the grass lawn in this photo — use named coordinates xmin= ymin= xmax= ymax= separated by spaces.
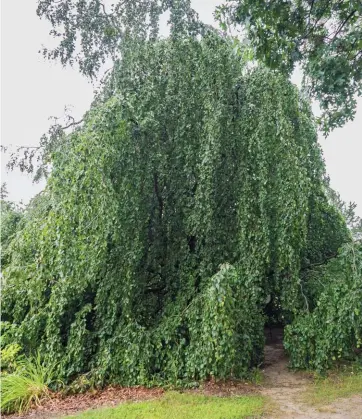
xmin=304 ymin=370 xmax=362 ymax=405
xmin=64 ymin=392 xmax=266 ymax=419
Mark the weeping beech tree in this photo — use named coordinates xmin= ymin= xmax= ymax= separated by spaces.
xmin=2 ymin=35 xmax=354 ymax=385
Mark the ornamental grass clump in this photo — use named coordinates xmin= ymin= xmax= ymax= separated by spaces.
xmin=0 ymin=353 xmax=55 ymax=414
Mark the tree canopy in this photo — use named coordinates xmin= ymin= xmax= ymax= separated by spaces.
xmin=5 ymin=0 xmax=360 ymax=180
xmin=36 ymin=0 xmax=362 ymax=134
xmin=218 ymin=0 xmax=362 ymax=134
xmin=2 ymin=35 xmax=358 ymax=386
xmin=0 ymin=184 xmax=24 ymax=268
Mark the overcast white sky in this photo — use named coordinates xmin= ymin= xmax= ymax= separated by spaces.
xmin=1 ymin=0 xmax=361 ymax=214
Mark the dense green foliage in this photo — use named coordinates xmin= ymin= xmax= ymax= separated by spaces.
xmin=285 ymin=241 xmax=362 ymax=371
xmin=2 ymin=35 xmax=352 ymax=386
xmin=218 ymin=0 xmax=362 ymax=134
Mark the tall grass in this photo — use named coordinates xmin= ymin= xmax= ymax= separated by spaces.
xmin=0 ymin=352 xmax=56 ymax=414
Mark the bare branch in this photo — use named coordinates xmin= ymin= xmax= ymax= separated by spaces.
xmin=304 ymin=2 xmax=331 ymax=39
xmin=331 ymin=10 xmax=357 ymax=41
xmin=15 ymin=146 xmax=41 ymax=151
xmin=62 ymin=118 xmax=84 ymax=130
xmin=307 ymin=0 xmax=315 ymax=27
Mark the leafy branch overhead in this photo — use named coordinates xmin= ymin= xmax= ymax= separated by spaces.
xmin=36 ymin=0 xmax=201 ymax=78
xmin=37 ymin=0 xmax=362 ymax=134
xmin=217 ymin=0 xmax=362 ymax=134
xmin=2 ymin=108 xmax=84 ymax=181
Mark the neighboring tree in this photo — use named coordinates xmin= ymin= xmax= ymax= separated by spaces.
xmin=0 ymin=182 xmax=9 ymax=200
xmin=0 ymin=184 xmax=24 ymax=269
xmin=217 ymin=0 xmax=362 ymax=134
xmin=1 ymin=183 xmax=52 ymax=272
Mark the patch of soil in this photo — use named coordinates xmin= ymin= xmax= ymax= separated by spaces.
xmin=6 ymin=386 xmax=164 ymax=419
xmin=195 ymin=378 xmax=258 ymax=397
xmin=261 ymin=327 xmax=362 ymax=418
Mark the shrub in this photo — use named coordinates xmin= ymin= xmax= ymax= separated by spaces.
xmin=1 ymin=343 xmax=23 ymax=374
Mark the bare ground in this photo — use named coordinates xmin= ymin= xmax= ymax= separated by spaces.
xmin=262 ymin=328 xmax=362 ymax=418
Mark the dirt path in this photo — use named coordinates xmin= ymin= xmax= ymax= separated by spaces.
xmin=261 ymin=328 xmax=362 ymax=418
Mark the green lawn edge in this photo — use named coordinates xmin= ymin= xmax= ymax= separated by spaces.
xmin=62 ymin=392 xmax=267 ymax=419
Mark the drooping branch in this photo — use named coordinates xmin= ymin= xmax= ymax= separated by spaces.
xmin=2 ymin=110 xmax=84 ymax=180
xmin=153 ymin=173 xmax=164 ymax=220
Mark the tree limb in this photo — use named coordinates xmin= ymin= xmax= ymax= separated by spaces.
xmin=331 ymin=10 xmax=356 ymax=42
xmin=62 ymin=118 xmax=84 ymax=130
